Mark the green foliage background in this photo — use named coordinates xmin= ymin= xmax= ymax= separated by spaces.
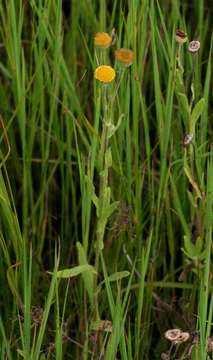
xmin=0 ymin=0 xmax=212 ymax=359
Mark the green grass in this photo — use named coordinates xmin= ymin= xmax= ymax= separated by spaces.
xmin=0 ymin=0 xmax=213 ymax=359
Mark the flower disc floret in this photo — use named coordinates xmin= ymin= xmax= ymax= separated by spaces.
xmin=94 ymin=32 xmax=112 ymax=48
xmin=94 ymin=65 xmax=115 ymax=83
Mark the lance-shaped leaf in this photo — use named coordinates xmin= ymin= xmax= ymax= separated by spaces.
xmin=50 ymin=264 xmax=96 ymax=279
xmin=191 ymin=98 xmax=205 ymax=128
xmin=97 ymin=271 xmax=130 ymax=293
xmin=176 ymin=92 xmax=190 ymax=126
xmin=182 ymin=235 xmax=206 ymax=261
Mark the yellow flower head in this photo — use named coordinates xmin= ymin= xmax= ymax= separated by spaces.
xmin=94 ymin=32 xmax=112 ymax=49
xmin=115 ymin=48 xmax=134 ymax=66
xmin=94 ymin=65 xmax=115 ymax=83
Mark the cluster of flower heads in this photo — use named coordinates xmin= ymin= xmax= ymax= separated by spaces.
xmin=164 ymin=328 xmax=213 ymax=358
xmin=94 ymin=31 xmax=134 ymax=83
xmin=93 ymin=29 xmax=200 ymax=83
xmin=164 ymin=328 xmax=190 ymax=344
xmin=175 ymin=29 xmax=200 ymax=53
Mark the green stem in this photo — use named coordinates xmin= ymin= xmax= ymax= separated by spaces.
xmin=177 ymin=43 xmax=183 ymax=73
xmin=93 ymin=86 xmax=110 ymax=320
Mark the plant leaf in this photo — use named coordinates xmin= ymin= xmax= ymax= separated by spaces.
xmin=50 ymin=264 xmax=96 ymax=279
xmin=176 ymin=92 xmax=189 ymax=125
xmin=97 ymin=271 xmax=130 ymax=292
xmin=191 ymin=98 xmax=205 ymax=128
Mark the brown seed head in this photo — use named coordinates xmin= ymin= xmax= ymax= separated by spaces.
xmin=177 ymin=332 xmax=190 ymax=343
xmin=176 ymin=29 xmax=188 ymax=44
xmin=164 ymin=329 xmax=182 ymax=343
xmin=165 ymin=329 xmax=190 ymax=344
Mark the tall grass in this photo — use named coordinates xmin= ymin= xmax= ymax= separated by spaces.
xmin=0 ymin=0 xmax=212 ymax=359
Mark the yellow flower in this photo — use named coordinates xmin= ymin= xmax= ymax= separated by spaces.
xmin=94 ymin=32 xmax=112 ymax=48
xmin=94 ymin=65 xmax=115 ymax=83
xmin=115 ymin=48 xmax=134 ymax=66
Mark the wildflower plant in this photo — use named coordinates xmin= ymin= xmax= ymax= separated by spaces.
xmin=90 ymin=34 xmax=135 ymax=327
xmin=0 ymin=2 xmax=213 ymax=359
xmin=174 ymin=30 xmax=205 ymax=208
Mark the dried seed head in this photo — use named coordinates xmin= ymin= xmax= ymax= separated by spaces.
xmin=165 ymin=329 xmax=182 ymax=343
xmin=176 ymin=29 xmax=188 ymax=44
xmin=165 ymin=329 xmax=190 ymax=344
xmin=183 ymin=133 xmax=194 ymax=146
xmin=188 ymin=40 xmax=200 ymax=53
xmin=178 ymin=332 xmax=190 ymax=343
